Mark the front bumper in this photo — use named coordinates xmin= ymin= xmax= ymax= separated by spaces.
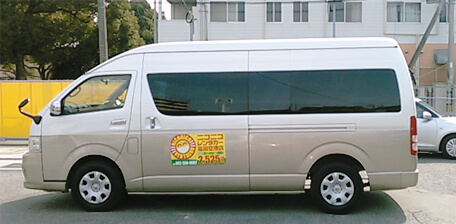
xmin=22 ymin=152 xmax=66 ymax=191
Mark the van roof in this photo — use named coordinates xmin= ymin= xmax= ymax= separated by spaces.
xmin=126 ymin=37 xmax=398 ymax=54
xmin=88 ymin=37 xmax=399 ymax=74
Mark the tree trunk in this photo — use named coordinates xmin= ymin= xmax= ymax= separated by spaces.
xmin=38 ymin=64 xmax=52 ymax=80
xmin=38 ymin=65 xmax=45 ymax=80
xmin=15 ymin=52 xmax=27 ymax=80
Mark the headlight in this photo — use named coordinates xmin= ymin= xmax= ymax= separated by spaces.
xmin=28 ymin=137 xmax=41 ymax=153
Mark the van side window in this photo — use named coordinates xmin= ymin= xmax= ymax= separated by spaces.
xmin=62 ymin=75 xmax=131 ymax=115
xmin=291 ymin=69 xmax=401 ymax=113
xmin=249 ymin=69 xmax=400 ymax=114
xmin=147 ymin=73 xmax=248 ymax=115
xmin=249 ymin=72 xmax=292 ymax=114
xmin=147 ymin=69 xmax=400 ymax=116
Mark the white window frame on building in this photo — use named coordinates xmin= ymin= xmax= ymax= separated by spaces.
xmin=210 ymin=1 xmax=246 ymax=22
xmin=266 ymin=2 xmax=282 ymax=23
xmin=293 ymin=2 xmax=309 ymax=23
xmin=328 ymin=1 xmax=362 ymax=23
xmin=228 ymin=2 xmax=245 ymax=22
xmin=387 ymin=1 xmax=421 ymax=23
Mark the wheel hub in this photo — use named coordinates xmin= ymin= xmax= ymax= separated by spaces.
xmin=332 ymin=184 xmax=342 ymax=194
xmin=91 ymin=183 xmax=101 ymax=192
xmin=79 ymin=171 xmax=112 ymax=205
xmin=320 ymin=172 xmax=355 ymax=206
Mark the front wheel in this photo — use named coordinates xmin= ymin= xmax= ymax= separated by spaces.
xmin=440 ymin=135 xmax=456 ymax=159
xmin=310 ymin=163 xmax=363 ymax=214
xmin=70 ymin=161 xmax=125 ymax=211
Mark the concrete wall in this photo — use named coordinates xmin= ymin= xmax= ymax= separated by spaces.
xmin=400 ymin=43 xmax=456 ymax=85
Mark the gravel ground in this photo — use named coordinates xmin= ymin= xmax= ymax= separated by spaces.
xmin=415 ymin=153 xmax=456 ymax=195
xmin=385 ymin=152 xmax=456 ymax=224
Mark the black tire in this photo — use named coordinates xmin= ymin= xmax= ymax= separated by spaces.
xmin=70 ymin=161 xmax=125 ymax=212
xmin=440 ymin=135 xmax=456 ymax=159
xmin=310 ymin=163 xmax=363 ymax=214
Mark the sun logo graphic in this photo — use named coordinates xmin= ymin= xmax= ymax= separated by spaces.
xmin=170 ymin=134 xmax=197 ymax=161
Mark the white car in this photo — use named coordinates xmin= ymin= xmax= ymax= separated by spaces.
xmin=416 ymin=98 xmax=456 ymax=159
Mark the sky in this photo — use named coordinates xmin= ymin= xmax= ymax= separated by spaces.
xmin=146 ymin=0 xmax=171 ymax=20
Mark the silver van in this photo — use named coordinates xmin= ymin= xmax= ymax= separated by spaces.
xmin=20 ymin=38 xmax=418 ymax=214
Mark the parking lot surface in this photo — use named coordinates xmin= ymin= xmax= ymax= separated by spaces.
xmin=1 ymin=146 xmax=455 ymax=223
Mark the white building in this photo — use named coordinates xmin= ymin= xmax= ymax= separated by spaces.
xmin=158 ymin=0 xmax=456 ymax=112
xmin=159 ymin=0 xmax=454 ymax=81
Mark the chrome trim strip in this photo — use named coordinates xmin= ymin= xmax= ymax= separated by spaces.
xmin=367 ymin=169 xmax=419 ymax=176
xmin=249 ymin=124 xmax=356 ymax=133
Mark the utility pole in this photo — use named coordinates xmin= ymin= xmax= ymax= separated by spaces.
xmin=332 ymin=3 xmax=336 ymax=37
xmin=159 ymin=0 xmax=162 ymax=22
xmin=408 ymin=0 xmax=445 ymax=82
xmin=97 ymin=0 xmax=108 ymax=63
xmin=181 ymin=0 xmax=194 ymax=41
xmin=449 ymin=0 xmax=455 ymax=86
xmin=329 ymin=0 xmax=342 ymax=38
xmin=154 ymin=0 xmax=158 ymax=43
xmin=199 ymin=3 xmax=208 ymax=41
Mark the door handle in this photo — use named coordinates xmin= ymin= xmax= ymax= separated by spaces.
xmin=148 ymin=116 xmax=156 ymax=129
xmin=111 ymin=119 xmax=127 ymax=125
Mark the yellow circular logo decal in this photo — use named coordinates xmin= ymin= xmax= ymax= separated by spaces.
xmin=170 ymin=134 xmax=196 ymax=160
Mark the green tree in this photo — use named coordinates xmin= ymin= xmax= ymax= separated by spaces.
xmin=0 ymin=1 xmax=49 ymax=80
xmin=0 ymin=0 xmax=155 ymax=80
xmin=0 ymin=0 xmax=97 ymax=80
xmin=52 ymin=0 xmax=147 ymax=79
xmin=106 ymin=0 xmax=145 ymax=58
xmin=30 ymin=1 xmax=98 ymax=79
xmin=131 ymin=0 xmax=155 ymax=44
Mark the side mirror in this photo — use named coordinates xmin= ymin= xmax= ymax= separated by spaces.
xmin=423 ymin=111 xmax=432 ymax=120
xmin=50 ymin=101 xmax=61 ymax=116
xmin=18 ymin=98 xmax=42 ymax=124
xmin=19 ymin=98 xmax=30 ymax=108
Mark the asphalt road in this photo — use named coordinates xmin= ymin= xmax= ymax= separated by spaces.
xmin=0 ymin=152 xmax=455 ymax=224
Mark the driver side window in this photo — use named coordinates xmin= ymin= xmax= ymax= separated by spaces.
xmin=416 ymin=103 xmax=425 ymax=118
xmin=62 ymin=75 xmax=131 ymax=115
xmin=416 ymin=102 xmax=437 ymax=118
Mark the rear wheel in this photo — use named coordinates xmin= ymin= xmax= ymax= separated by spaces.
xmin=310 ymin=163 xmax=362 ymax=214
xmin=70 ymin=161 xmax=125 ymax=211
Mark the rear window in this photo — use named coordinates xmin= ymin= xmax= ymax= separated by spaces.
xmin=147 ymin=69 xmax=401 ymax=115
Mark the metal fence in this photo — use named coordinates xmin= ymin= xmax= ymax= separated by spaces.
xmin=415 ymin=85 xmax=456 ymax=116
